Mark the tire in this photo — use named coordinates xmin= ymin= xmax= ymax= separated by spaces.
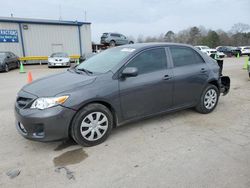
xmin=71 ymin=103 xmax=113 ymax=146
xmin=4 ymin=64 xmax=9 ymax=72
xmin=109 ymin=40 xmax=116 ymax=47
xmin=129 ymin=41 xmax=134 ymax=44
xmin=195 ymin=84 xmax=219 ymax=114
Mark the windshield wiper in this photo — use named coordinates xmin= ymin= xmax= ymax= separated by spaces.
xmin=76 ymin=68 xmax=93 ymax=75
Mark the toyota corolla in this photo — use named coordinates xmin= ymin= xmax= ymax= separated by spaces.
xmin=15 ymin=43 xmax=230 ymax=146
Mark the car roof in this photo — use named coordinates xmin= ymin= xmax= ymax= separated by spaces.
xmin=115 ymin=42 xmax=194 ymax=50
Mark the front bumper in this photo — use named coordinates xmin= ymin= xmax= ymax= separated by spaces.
xmin=15 ymin=105 xmax=76 ymax=142
xmin=48 ymin=61 xmax=70 ymax=67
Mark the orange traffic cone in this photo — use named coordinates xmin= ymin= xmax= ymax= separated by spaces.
xmin=27 ymin=72 xmax=33 ymax=83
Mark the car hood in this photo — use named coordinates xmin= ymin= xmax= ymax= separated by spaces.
xmin=22 ymin=70 xmax=96 ymax=97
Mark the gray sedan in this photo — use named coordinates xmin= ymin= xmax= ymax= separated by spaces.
xmin=15 ymin=43 xmax=230 ymax=146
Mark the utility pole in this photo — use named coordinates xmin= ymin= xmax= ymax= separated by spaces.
xmin=59 ymin=5 xmax=62 ymax=20
xmin=84 ymin=10 xmax=87 ymax=22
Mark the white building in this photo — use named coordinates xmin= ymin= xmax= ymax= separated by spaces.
xmin=0 ymin=17 xmax=92 ymax=57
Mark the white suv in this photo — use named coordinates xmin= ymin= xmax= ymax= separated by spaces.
xmin=195 ymin=45 xmax=225 ymax=58
xmin=238 ymin=46 xmax=250 ymax=56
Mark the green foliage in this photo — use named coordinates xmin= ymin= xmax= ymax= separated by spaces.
xmin=137 ymin=23 xmax=250 ymax=47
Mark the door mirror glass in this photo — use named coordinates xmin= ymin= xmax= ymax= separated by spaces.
xmin=122 ymin=67 xmax=138 ymax=77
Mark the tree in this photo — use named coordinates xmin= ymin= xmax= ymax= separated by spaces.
xmin=217 ymin=31 xmax=232 ymax=46
xmin=188 ymin=26 xmax=201 ymax=45
xmin=164 ymin=30 xmax=175 ymax=42
xmin=202 ymin=30 xmax=220 ymax=48
xmin=231 ymin=23 xmax=250 ymax=34
xmin=137 ymin=34 xmax=144 ymax=43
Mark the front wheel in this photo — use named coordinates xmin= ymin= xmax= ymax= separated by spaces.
xmin=71 ymin=103 xmax=113 ymax=146
xmin=196 ymin=84 xmax=219 ymax=114
xmin=4 ymin=64 xmax=9 ymax=72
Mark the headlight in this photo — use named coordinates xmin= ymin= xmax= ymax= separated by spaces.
xmin=31 ymin=96 xmax=69 ymax=110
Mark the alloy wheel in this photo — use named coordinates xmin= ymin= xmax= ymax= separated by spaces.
xmin=80 ymin=112 xmax=109 ymax=141
xmin=204 ymin=89 xmax=217 ymax=110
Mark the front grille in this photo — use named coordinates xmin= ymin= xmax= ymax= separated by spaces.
xmin=16 ymin=97 xmax=34 ymax=109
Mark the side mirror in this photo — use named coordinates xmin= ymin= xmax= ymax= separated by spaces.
xmin=121 ymin=67 xmax=138 ymax=78
xmin=6 ymin=56 xmax=10 ymax=59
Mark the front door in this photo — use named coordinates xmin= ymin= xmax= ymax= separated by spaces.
xmin=119 ymin=48 xmax=174 ymax=120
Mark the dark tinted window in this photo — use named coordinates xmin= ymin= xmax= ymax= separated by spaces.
xmin=170 ymin=47 xmax=204 ymax=67
xmin=127 ymin=48 xmax=167 ymax=74
xmin=111 ymin=33 xmax=120 ymax=37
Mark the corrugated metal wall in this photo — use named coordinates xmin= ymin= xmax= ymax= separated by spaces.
xmin=0 ymin=21 xmax=92 ymax=57
xmin=22 ymin=24 xmax=80 ymax=56
xmin=0 ymin=22 xmax=23 ymax=56
xmin=80 ymin=24 xmax=92 ymax=55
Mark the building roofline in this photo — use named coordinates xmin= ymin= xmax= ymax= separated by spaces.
xmin=0 ymin=16 xmax=91 ymax=26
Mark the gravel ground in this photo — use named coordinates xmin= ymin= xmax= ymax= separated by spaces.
xmin=0 ymin=57 xmax=249 ymax=188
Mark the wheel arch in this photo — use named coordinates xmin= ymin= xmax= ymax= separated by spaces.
xmin=68 ymin=100 xmax=118 ymax=138
xmin=208 ymin=79 xmax=219 ymax=90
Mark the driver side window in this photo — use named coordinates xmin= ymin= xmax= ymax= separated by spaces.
xmin=126 ymin=48 xmax=167 ymax=75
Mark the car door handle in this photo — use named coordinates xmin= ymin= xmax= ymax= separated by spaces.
xmin=200 ymin=68 xmax=207 ymax=73
xmin=163 ymin=75 xmax=172 ymax=80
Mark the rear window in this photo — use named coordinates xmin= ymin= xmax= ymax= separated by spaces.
xmin=102 ymin=33 xmax=108 ymax=37
xmin=110 ymin=33 xmax=120 ymax=37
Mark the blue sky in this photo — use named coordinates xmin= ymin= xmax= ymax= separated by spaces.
xmin=0 ymin=0 xmax=249 ymax=42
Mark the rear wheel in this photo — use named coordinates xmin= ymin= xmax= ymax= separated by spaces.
xmin=196 ymin=84 xmax=219 ymax=114
xmin=71 ymin=103 xmax=113 ymax=146
xmin=109 ymin=40 xmax=116 ymax=47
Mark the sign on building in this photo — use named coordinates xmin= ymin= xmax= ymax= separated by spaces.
xmin=0 ymin=29 xmax=19 ymax=43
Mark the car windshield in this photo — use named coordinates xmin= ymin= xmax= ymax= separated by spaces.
xmin=51 ymin=53 xmax=68 ymax=57
xmin=76 ymin=47 xmax=135 ymax=73
xmin=0 ymin=53 xmax=6 ymax=60
xmin=227 ymin=46 xmax=234 ymax=50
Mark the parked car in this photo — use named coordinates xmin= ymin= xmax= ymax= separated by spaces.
xmin=48 ymin=52 xmax=71 ymax=68
xmin=0 ymin=52 xmax=19 ymax=72
xmin=15 ymin=43 xmax=230 ymax=146
xmin=238 ymin=46 xmax=250 ymax=56
xmin=248 ymin=58 xmax=250 ymax=78
xmin=101 ymin=33 xmax=134 ymax=47
xmin=195 ymin=45 xmax=225 ymax=58
xmin=217 ymin=46 xmax=241 ymax=57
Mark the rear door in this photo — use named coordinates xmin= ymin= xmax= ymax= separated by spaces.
xmin=169 ymin=46 xmax=209 ymax=108
xmin=120 ymin=35 xmax=128 ymax=45
xmin=119 ymin=48 xmax=174 ymax=120
xmin=114 ymin=34 xmax=122 ymax=45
